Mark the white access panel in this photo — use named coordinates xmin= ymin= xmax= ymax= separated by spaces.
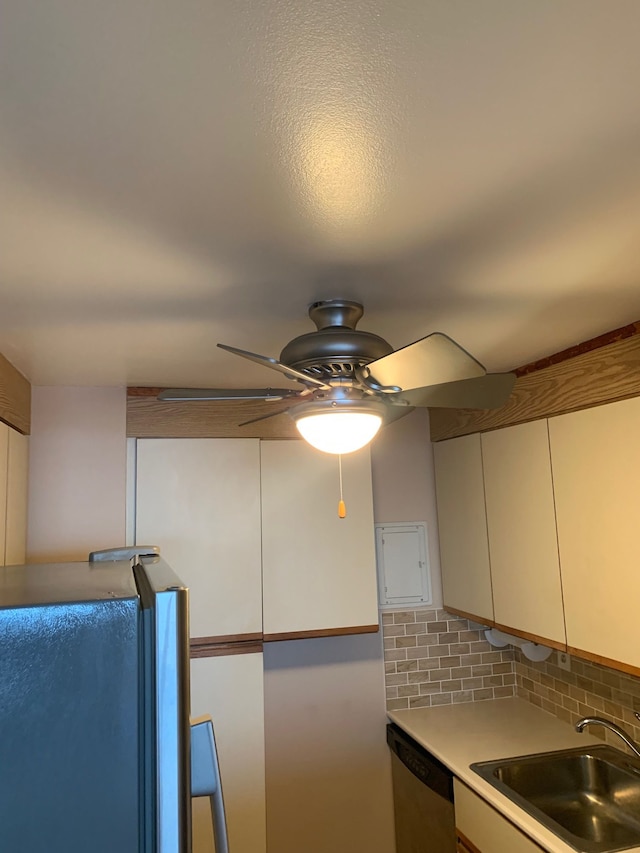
xmin=375 ymin=522 xmax=431 ymax=608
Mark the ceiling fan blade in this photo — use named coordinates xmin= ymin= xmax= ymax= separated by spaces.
xmin=394 ymin=372 xmax=516 ymax=409
xmin=238 ymin=407 xmax=294 ymax=427
xmin=217 ymin=343 xmax=330 ymax=389
xmin=362 ymin=333 xmax=486 ymax=392
xmin=157 ymin=388 xmax=303 ymax=402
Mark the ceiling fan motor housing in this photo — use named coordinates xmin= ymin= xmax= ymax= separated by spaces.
xmin=279 ymin=300 xmax=393 ymax=383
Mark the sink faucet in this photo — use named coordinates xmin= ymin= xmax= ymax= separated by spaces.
xmin=575 ymin=714 xmax=640 ymax=759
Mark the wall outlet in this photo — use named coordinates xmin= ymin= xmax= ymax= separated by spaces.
xmin=558 ymin=651 xmax=571 ymax=672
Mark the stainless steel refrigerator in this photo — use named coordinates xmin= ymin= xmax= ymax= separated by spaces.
xmin=0 ymin=550 xmax=224 ymax=853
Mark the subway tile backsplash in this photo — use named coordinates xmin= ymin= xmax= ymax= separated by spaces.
xmin=514 ymin=649 xmax=640 ymax=747
xmin=382 ymin=608 xmax=515 ymax=710
xmin=383 ymin=610 xmax=640 ymax=746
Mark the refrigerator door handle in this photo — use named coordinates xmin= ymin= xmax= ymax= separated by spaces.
xmin=191 ymin=716 xmax=230 ymax=853
xmin=88 ymin=545 xmax=160 ymax=563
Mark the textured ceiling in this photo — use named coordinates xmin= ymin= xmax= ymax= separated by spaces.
xmin=2 ymin=0 xmax=640 ymax=386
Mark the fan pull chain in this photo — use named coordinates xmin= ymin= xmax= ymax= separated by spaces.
xmin=338 ymin=454 xmax=346 ymax=519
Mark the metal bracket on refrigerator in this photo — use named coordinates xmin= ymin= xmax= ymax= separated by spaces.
xmin=88 ymin=545 xmax=160 ymax=563
xmin=191 ymin=716 xmax=230 ymax=853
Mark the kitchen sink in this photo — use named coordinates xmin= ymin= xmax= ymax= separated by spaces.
xmin=471 ymin=745 xmax=640 ymax=853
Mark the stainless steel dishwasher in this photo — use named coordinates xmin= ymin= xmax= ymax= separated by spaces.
xmin=387 ymin=723 xmax=456 ymax=853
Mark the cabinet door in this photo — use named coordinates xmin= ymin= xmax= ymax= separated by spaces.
xmin=5 ymin=429 xmax=29 ymax=566
xmin=136 ymin=439 xmax=262 ymax=639
xmin=433 ymin=434 xmax=493 ymax=623
xmin=260 ymin=441 xmax=378 ymax=637
xmin=549 ymin=396 xmax=640 ymax=668
xmin=454 ymin=780 xmax=543 ymax=853
xmin=0 ymin=424 xmax=8 ymax=566
xmin=481 ymin=421 xmax=565 ymax=647
xmin=191 ymin=653 xmax=266 ymax=853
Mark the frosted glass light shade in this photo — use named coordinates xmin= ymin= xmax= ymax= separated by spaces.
xmin=295 ymin=411 xmax=383 ymax=454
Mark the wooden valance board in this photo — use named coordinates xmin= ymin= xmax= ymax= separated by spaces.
xmin=430 ymin=321 xmax=640 ymax=442
xmin=127 ymin=387 xmax=300 ymax=439
xmin=0 ymin=353 xmax=30 ymax=435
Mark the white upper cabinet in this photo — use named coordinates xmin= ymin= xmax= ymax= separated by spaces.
xmin=481 ymin=420 xmax=565 ymax=647
xmin=433 ymin=434 xmax=493 ymax=623
xmin=260 ymin=441 xmax=378 ymax=637
xmin=549 ymin=396 xmax=640 ymax=668
xmin=136 ymin=439 xmax=263 ymax=639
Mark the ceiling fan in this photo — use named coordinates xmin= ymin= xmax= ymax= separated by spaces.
xmin=158 ymin=300 xmax=516 ymax=454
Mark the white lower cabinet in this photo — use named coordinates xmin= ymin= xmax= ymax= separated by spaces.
xmin=0 ymin=425 xmax=7 ymax=563
xmin=0 ymin=423 xmax=29 ymax=567
xmin=190 ymin=653 xmax=266 ymax=853
xmin=454 ymin=780 xmax=543 ymax=853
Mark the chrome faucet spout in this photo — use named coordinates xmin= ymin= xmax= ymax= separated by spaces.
xmin=575 ymin=715 xmax=640 ymax=760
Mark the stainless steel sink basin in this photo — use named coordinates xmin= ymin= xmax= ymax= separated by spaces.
xmin=471 ymin=745 xmax=640 ymax=853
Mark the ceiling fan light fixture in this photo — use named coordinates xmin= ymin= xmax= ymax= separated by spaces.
xmin=290 ymin=401 xmax=386 ymax=455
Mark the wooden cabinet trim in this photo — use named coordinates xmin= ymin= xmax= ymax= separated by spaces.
xmin=567 ymin=646 xmax=640 ymax=679
xmin=190 ymin=625 xmax=382 ymax=653
xmin=456 ymin=830 xmax=482 ymax=853
xmin=189 ymin=625 xmax=382 ymax=654
xmin=190 ymin=634 xmax=264 ymax=658
xmin=442 ymin=604 xmax=494 ymax=629
xmin=264 ymin=624 xmax=380 ymax=642
xmin=492 ymin=622 xmax=566 ymax=653
xmin=443 ymin=610 xmax=567 ymax=652
xmin=191 ymin=632 xmax=263 ymax=646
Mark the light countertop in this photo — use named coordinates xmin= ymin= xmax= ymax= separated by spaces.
xmin=388 ymin=697 xmax=640 ymax=853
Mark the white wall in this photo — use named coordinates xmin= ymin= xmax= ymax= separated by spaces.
xmin=370 ymin=408 xmax=443 ymax=608
xmin=27 ymin=386 xmax=127 ymax=562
